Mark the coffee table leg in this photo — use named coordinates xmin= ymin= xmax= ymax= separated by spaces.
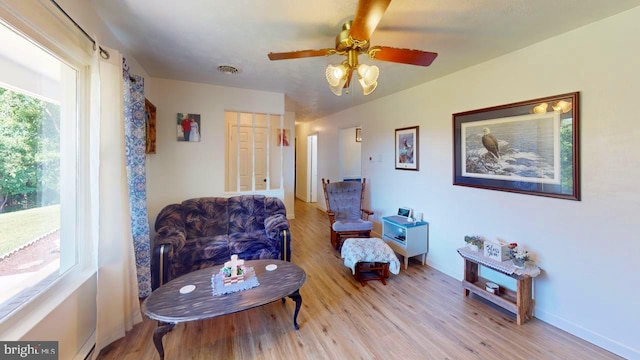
xmin=287 ymin=290 xmax=303 ymax=330
xmin=153 ymin=322 xmax=176 ymax=359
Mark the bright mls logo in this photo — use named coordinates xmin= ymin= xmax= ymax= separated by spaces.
xmin=1 ymin=341 xmax=58 ymax=359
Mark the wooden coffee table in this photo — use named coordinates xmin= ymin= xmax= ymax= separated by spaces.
xmin=142 ymin=259 xmax=306 ymax=359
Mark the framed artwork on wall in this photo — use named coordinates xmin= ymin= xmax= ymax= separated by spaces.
xmin=144 ymin=98 xmax=156 ymax=153
xmin=395 ymin=126 xmax=419 ymax=171
xmin=452 ymin=92 xmax=580 ymax=200
xmin=177 ymin=113 xmax=201 ymax=142
xmin=276 ymin=128 xmax=290 ymax=146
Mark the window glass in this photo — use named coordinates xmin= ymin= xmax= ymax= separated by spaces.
xmin=0 ymin=23 xmax=78 ymax=320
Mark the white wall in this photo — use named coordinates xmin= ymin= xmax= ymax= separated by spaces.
xmin=297 ymin=7 xmax=640 ymax=359
xmin=340 ymin=126 xmax=362 ymax=180
xmin=145 ymin=78 xmax=293 ymax=227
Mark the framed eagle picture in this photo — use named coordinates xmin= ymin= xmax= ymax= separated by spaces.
xmin=452 ymin=92 xmax=580 ymax=201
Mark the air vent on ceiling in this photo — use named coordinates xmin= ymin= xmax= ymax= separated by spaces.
xmin=217 ymin=65 xmax=240 ymax=74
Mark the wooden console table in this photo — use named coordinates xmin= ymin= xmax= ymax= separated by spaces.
xmin=457 ymin=247 xmax=540 ymax=325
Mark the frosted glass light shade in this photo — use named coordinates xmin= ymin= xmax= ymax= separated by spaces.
xmin=326 ymin=64 xmax=348 ymax=86
xmin=326 ymin=63 xmax=349 ymax=96
xmin=357 ymin=64 xmax=379 ymax=86
xmin=361 ymin=82 xmax=378 ymax=96
xmin=357 ymin=64 xmax=379 ymax=95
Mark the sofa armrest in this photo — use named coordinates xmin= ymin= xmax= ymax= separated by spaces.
xmin=154 ymin=226 xmax=187 ymax=253
xmin=151 ymin=243 xmax=172 ymax=290
xmin=264 ymin=214 xmax=289 ymax=238
xmin=151 ymin=226 xmax=187 ymax=290
xmin=264 ymin=214 xmax=291 ymax=262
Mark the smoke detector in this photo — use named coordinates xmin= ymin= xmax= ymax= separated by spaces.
xmin=217 ymin=65 xmax=240 ymax=74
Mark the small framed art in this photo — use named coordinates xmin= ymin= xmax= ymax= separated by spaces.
xmin=395 ymin=126 xmax=419 ymax=171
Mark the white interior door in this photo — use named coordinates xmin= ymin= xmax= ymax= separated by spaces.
xmin=228 ymin=124 xmax=267 ymax=191
xmin=254 ymin=127 xmax=267 ymax=190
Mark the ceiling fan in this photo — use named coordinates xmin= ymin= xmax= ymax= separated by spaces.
xmin=267 ymin=0 xmax=438 ymax=96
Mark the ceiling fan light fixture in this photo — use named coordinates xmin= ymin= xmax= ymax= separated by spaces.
xmin=328 ymin=77 xmax=348 ymax=96
xmin=357 ymin=64 xmax=379 ymax=86
xmin=326 ymin=63 xmax=349 ymax=96
xmin=361 ymin=81 xmax=378 ymax=96
xmin=326 ymin=63 xmax=348 ymax=86
xmin=357 ymin=63 xmax=379 ymax=95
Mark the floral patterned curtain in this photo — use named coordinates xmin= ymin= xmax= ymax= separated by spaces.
xmin=123 ymin=59 xmax=151 ymax=297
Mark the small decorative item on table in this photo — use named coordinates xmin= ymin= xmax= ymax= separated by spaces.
xmin=508 ymin=243 xmax=530 ymax=268
xmin=220 ymin=254 xmax=245 ymax=285
xmin=464 ymin=235 xmax=485 ymax=252
xmin=483 ymin=240 xmax=510 ymax=261
xmin=211 ymin=255 xmax=260 ymax=296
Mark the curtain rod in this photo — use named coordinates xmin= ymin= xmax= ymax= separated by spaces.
xmin=49 ymin=0 xmax=110 ymax=59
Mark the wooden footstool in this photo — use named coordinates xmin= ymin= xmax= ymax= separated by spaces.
xmin=341 ymin=238 xmax=401 ymax=287
xmin=354 ymin=261 xmax=390 ymax=286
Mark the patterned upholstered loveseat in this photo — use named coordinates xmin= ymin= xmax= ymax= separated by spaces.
xmin=151 ymin=195 xmax=291 ymax=290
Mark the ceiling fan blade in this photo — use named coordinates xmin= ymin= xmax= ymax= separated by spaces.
xmin=369 ymin=46 xmax=438 ymax=66
xmin=268 ymin=49 xmax=334 ymax=61
xmin=349 ymin=0 xmax=391 ymax=41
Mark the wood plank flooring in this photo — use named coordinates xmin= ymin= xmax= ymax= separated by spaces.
xmin=97 ymin=199 xmax=621 ymax=359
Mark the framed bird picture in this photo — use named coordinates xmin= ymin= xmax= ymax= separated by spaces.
xmin=395 ymin=126 xmax=419 ymax=170
xmin=452 ymin=92 xmax=580 ymax=201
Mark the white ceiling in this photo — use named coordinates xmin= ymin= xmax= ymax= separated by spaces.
xmin=92 ymin=0 xmax=640 ymax=122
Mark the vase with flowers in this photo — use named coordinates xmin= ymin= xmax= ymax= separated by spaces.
xmin=508 ymin=243 xmax=530 ymax=268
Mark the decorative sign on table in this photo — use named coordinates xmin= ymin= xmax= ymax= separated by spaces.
xmin=483 ymin=241 xmax=510 ymax=261
xmin=220 ymin=254 xmax=246 ymax=285
xmin=211 ymin=254 xmax=260 ymax=296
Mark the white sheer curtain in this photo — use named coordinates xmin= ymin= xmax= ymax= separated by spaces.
xmin=90 ymin=45 xmax=142 ymax=359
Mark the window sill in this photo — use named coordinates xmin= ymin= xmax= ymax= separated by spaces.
xmin=0 ymin=266 xmax=96 ymax=340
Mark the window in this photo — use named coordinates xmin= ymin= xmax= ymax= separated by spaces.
xmin=0 ymin=22 xmax=83 ymax=320
xmin=225 ymin=111 xmax=286 ymax=192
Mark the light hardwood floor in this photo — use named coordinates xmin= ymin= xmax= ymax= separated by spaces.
xmin=97 ymin=199 xmax=621 ymax=359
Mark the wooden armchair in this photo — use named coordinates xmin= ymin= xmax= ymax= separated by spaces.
xmin=321 ymin=178 xmax=374 ymax=250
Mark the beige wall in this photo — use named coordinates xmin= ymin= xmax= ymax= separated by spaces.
xmin=144 ymin=78 xmax=294 ymax=228
xmin=297 ymin=7 xmax=640 ymax=359
xmin=340 ymin=126 xmax=362 ymax=180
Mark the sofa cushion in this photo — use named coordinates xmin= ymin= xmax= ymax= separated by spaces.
xmin=193 ymin=235 xmax=231 ymax=264
xmin=182 ymin=197 xmax=229 ymax=238
xmin=228 ymin=195 xmax=267 ymax=234
xmin=228 ymin=230 xmax=279 ymax=260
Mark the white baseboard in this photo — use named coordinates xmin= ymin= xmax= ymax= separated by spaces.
xmin=533 ymin=309 xmax=639 ymax=359
xmin=426 ymin=260 xmax=638 ymax=359
xmin=73 ymin=330 xmax=95 ymax=360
